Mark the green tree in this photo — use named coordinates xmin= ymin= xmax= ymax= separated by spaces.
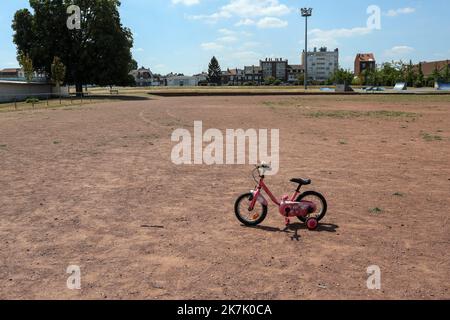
xmin=329 ymin=68 xmax=354 ymax=85
xmin=128 ymin=59 xmax=138 ymax=72
xmin=405 ymin=60 xmax=417 ymax=87
xmin=415 ymin=63 xmax=425 ymax=88
xmin=296 ymin=73 xmax=305 ymax=86
xmin=366 ymin=68 xmax=383 ymax=86
xmin=442 ymin=61 xmax=450 ymax=83
xmin=264 ymin=76 xmax=276 ymax=85
xmin=12 ymin=0 xmax=134 ymax=95
xmin=19 ymin=52 xmax=34 ymax=82
xmin=430 ymin=63 xmax=443 ymax=86
xmin=351 ymin=77 xmax=362 ymax=86
xmin=207 ymin=56 xmax=222 ymax=85
xmin=385 ymin=62 xmax=401 ymax=86
xmin=51 ymin=56 xmax=66 ymax=94
xmin=12 ymin=9 xmax=34 ymax=57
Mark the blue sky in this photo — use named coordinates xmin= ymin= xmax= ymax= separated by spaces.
xmin=0 ymin=0 xmax=449 ymax=75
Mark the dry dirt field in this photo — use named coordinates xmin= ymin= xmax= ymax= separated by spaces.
xmin=0 ymin=95 xmax=449 ymax=300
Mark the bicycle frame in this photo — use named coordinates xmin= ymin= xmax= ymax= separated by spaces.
xmin=249 ymin=176 xmax=301 ymax=211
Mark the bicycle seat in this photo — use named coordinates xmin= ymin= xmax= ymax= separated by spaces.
xmin=290 ymin=178 xmax=311 ymax=186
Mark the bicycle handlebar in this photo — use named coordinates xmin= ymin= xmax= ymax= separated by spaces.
xmin=256 ymin=162 xmax=272 ymax=170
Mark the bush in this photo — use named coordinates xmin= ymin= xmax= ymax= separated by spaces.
xmin=273 ymin=79 xmax=282 ymax=86
xmin=26 ymin=97 xmax=39 ymax=104
xmin=414 ymin=80 xmax=423 ymax=88
xmin=264 ymin=76 xmax=276 ymax=85
xmin=352 ymin=77 xmax=362 ymax=86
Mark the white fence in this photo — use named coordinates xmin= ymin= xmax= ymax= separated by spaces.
xmin=0 ymin=81 xmax=69 ymax=103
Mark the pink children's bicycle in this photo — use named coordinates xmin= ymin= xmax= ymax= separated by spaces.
xmin=234 ymin=163 xmax=328 ymax=230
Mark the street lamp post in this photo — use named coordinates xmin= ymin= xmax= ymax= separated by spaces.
xmin=301 ymin=8 xmax=312 ymax=90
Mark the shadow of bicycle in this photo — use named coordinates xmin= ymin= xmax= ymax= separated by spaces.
xmin=244 ymin=222 xmax=339 ymax=241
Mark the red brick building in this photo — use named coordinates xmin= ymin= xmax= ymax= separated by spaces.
xmin=354 ymin=53 xmax=376 ymax=76
xmin=417 ymin=60 xmax=450 ymax=77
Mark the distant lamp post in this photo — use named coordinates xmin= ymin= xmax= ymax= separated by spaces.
xmin=301 ymin=8 xmax=312 ymax=90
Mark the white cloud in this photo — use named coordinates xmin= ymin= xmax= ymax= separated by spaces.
xmin=230 ymin=50 xmax=261 ymax=62
xmin=132 ymin=47 xmax=145 ymax=52
xmin=201 ymin=42 xmax=224 ymax=51
xmin=153 ymin=64 xmax=167 ymax=73
xmin=217 ymin=36 xmax=238 ymax=43
xmin=218 ymin=28 xmax=235 ymax=35
xmin=308 ymin=27 xmax=373 ymax=48
xmin=189 ymin=0 xmax=291 ymax=23
xmin=172 ymin=0 xmax=200 ymax=6
xmin=235 ymin=18 xmax=256 ymax=26
xmin=256 ymin=17 xmax=288 ymax=29
xmin=235 ymin=16 xmax=288 ymax=29
xmin=384 ymin=46 xmax=415 ymax=57
xmin=222 ymin=0 xmax=290 ymax=17
xmin=4 ymin=61 xmax=18 ymax=67
xmin=241 ymin=41 xmax=261 ymax=49
xmin=206 ymin=28 xmax=254 ymax=47
xmin=385 ymin=7 xmax=415 ymax=17
xmin=219 ymin=50 xmax=262 ymax=68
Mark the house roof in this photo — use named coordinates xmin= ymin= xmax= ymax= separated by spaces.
xmin=244 ymin=65 xmax=262 ymax=73
xmin=418 ymin=60 xmax=450 ymax=76
xmin=355 ymin=53 xmax=375 ymax=62
xmin=0 ymin=68 xmax=21 ymax=73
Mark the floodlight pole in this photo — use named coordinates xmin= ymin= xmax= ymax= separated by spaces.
xmin=301 ymin=8 xmax=312 ymax=90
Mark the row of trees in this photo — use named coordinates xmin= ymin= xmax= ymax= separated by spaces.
xmin=328 ymin=61 xmax=450 ymax=88
xmin=18 ymin=52 xmax=66 ymax=89
xmin=12 ymin=0 xmax=135 ymax=94
xmin=206 ymin=56 xmax=450 ymax=88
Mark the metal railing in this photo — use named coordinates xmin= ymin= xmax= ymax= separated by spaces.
xmin=0 ymin=92 xmax=91 ymax=111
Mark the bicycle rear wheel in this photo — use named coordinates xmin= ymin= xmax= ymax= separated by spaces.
xmin=296 ymin=191 xmax=327 ymax=222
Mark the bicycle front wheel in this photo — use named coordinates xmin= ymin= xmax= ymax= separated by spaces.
xmin=234 ymin=193 xmax=268 ymax=226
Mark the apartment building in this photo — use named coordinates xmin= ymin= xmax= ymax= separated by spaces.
xmin=260 ymin=58 xmax=288 ymax=81
xmin=287 ymin=65 xmax=304 ymax=83
xmin=221 ymin=68 xmax=245 ymax=85
xmin=244 ymin=65 xmax=263 ymax=84
xmin=302 ymin=47 xmax=339 ymax=82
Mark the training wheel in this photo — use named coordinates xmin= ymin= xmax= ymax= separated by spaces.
xmin=306 ymin=218 xmax=318 ymax=231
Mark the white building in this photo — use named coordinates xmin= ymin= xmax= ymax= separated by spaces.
xmin=164 ymin=73 xmax=207 ymax=87
xmin=302 ymin=47 xmax=339 ymax=82
xmin=129 ymin=67 xmax=159 ymax=86
xmin=0 ymin=68 xmax=47 ymax=82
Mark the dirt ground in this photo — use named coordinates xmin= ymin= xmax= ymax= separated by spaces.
xmin=0 ymin=95 xmax=449 ymax=300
